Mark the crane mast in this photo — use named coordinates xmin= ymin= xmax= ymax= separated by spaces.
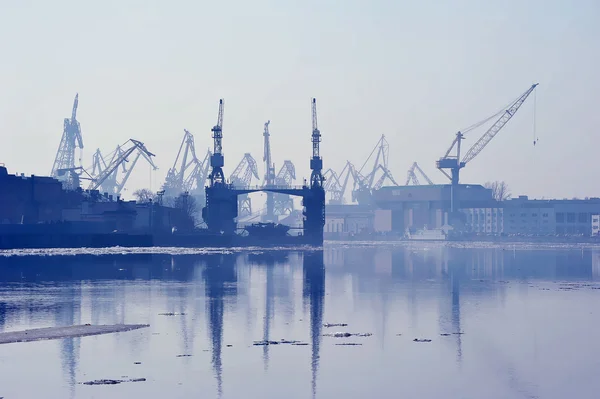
xmin=210 ymin=99 xmax=225 ymax=185
xmin=310 ymin=98 xmax=323 ymax=188
xmin=262 ymin=120 xmax=277 ymax=221
xmin=51 ymin=93 xmax=84 ymax=190
xmin=263 ymin=121 xmax=275 ymax=186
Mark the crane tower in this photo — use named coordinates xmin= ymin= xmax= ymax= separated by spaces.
xmin=210 ymin=99 xmax=225 ymax=186
xmin=51 ymin=94 xmax=84 ymax=190
xmin=310 ymin=98 xmax=324 ymax=188
xmin=437 ymin=83 xmax=538 ymax=212
xmin=263 ymin=120 xmax=276 ymax=221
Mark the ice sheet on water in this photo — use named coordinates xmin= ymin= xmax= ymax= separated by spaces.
xmin=326 ymin=240 xmax=600 ymax=251
xmin=0 ymin=245 xmax=324 ymax=257
xmin=323 ymin=332 xmax=373 ymax=338
xmin=81 ymin=378 xmax=146 ymax=385
xmin=0 ymin=324 xmax=149 ymax=344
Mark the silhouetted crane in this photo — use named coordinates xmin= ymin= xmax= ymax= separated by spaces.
xmin=51 ymin=94 xmax=84 ymax=190
xmin=436 ymin=83 xmax=538 ymax=212
xmin=230 ymin=153 xmax=260 ymax=216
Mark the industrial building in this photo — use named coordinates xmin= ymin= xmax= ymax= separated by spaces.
xmin=0 ymin=165 xmax=194 ymax=234
xmin=326 ymin=186 xmax=600 ymax=237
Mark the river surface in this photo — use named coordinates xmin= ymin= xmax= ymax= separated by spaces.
xmin=1 ymin=242 xmax=600 ymax=399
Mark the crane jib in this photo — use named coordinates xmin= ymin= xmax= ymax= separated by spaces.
xmin=460 ymin=83 xmax=538 ymax=165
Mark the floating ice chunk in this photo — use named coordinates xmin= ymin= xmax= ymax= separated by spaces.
xmin=0 ymin=324 xmax=149 ymax=345
xmin=81 ymin=378 xmax=146 ymax=385
xmin=323 ymin=332 xmax=372 ymax=338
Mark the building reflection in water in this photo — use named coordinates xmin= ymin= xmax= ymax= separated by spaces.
xmin=1 ymin=245 xmax=599 ymax=397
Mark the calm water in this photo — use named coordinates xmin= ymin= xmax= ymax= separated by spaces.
xmin=1 ymin=243 xmax=600 ymax=399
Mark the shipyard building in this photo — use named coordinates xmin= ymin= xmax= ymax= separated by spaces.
xmin=0 ymin=165 xmax=194 ymax=234
xmin=325 ymin=184 xmax=600 ymax=237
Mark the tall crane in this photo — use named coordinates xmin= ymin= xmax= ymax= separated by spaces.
xmin=51 ymin=94 xmax=84 ymax=190
xmin=323 ymin=168 xmax=342 ymax=204
xmin=89 ymin=144 xmax=155 ymax=196
xmin=86 ymin=139 xmax=155 ymax=193
xmin=310 ymin=98 xmax=324 ymax=188
xmin=163 ymin=129 xmax=200 ymax=195
xmin=113 ymin=147 xmax=158 ymax=195
xmin=263 ymin=121 xmax=275 ymax=186
xmin=323 ymin=161 xmax=362 ymax=204
xmin=436 ymin=84 xmax=539 ymax=187
xmin=91 ymin=146 xmax=126 ymax=194
xmin=230 ymin=153 xmax=260 ymax=216
xmin=182 ymin=149 xmax=212 ymax=194
xmin=274 ymin=160 xmax=296 ymax=216
xmin=262 ymin=120 xmax=277 ymax=222
xmin=354 ymin=135 xmax=399 ymax=204
xmin=209 ymin=99 xmax=225 ymax=186
xmin=406 ymin=162 xmax=434 ymax=186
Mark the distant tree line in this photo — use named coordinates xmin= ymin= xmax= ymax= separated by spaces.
xmin=484 ymin=181 xmax=511 ymax=201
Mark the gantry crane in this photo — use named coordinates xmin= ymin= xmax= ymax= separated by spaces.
xmin=209 ymin=99 xmax=225 ymax=186
xmin=183 ymin=149 xmax=212 ymax=194
xmin=405 ymin=162 xmax=434 ymax=186
xmin=354 ymin=135 xmax=399 ymax=204
xmin=323 ymin=168 xmax=342 ymax=204
xmin=323 ymin=161 xmax=363 ymax=205
xmin=436 ymin=83 xmax=538 ymax=212
xmin=91 ymin=146 xmax=126 ymax=194
xmin=162 ymin=129 xmax=212 ymax=194
xmin=89 ymin=144 xmax=156 ymax=196
xmin=86 ymin=139 xmax=156 ymax=193
xmin=262 ymin=120 xmax=277 ymax=221
xmin=273 ymin=160 xmax=296 ymax=216
xmin=310 ymin=98 xmax=324 ymax=188
xmin=230 ymin=153 xmax=260 ymax=216
xmin=51 ymin=94 xmax=84 ymax=190
xmin=263 ymin=121 xmax=275 ymax=186
xmin=163 ymin=129 xmax=198 ymax=194
xmin=260 ymin=120 xmax=297 ymax=220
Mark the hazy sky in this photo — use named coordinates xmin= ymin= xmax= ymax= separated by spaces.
xmin=1 ymin=0 xmax=599 ymax=200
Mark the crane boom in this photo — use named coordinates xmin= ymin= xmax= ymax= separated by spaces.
xmin=406 ymin=162 xmax=434 ymax=185
xmin=71 ymin=94 xmax=83 ymax=149
xmin=462 ymin=83 xmax=538 ymax=165
xmin=437 ymin=83 xmax=538 ymax=188
xmin=88 ymin=139 xmax=154 ymax=191
xmin=183 ymin=149 xmax=211 ymax=192
xmin=230 ymin=153 xmax=259 ymax=188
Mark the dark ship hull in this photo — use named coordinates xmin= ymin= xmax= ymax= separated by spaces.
xmin=0 ymin=224 xmax=320 ymax=250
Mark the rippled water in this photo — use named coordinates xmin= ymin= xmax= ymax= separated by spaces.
xmin=1 ymin=243 xmax=600 ymax=399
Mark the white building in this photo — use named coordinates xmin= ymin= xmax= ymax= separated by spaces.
xmin=462 ymin=207 xmax=504 ymax=234
xmin=592 ymin=214 xmax=600 ymax=236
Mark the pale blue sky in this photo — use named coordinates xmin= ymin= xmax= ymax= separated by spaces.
xmin=1 ymin=0 xmax=599 ymax=199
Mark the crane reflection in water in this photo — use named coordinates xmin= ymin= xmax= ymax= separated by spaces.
xmin=0 ymin=245 xmax=599 ymax=398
